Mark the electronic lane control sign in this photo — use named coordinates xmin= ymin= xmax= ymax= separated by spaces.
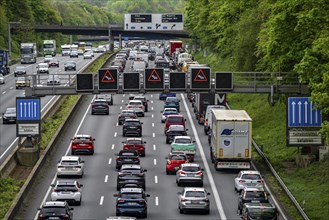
xmin=123 ymin=72 xmax=140 ymax=90
xmin=144 ymin=68 xmax=164 ymax=90
xmin=190 ymin=67 xmax=211 ymax=90
xmin=16 ymin=98 xmax=41 ymax=121
xmin=76 ymin=73 xmax=94 ymax=92
xmin=215 ymin=72 xmax=233 ymax=90
xmin=169 ymin=72 xmax=186 ymax=90
xmin=98 ymin=68 xmax=118 ymax=91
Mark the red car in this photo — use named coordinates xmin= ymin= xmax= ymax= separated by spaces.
xmin=71 ymin=134 xmax=95 ymax=155
xmin=164 ymin=114 xmax=186 ymax=134
xmin=165 ymin=152 xmax=189 ymax=175
xmin=48 ymin=58 xmax=59 ymax=67
xmin=122 ymin=138 xmax=146 ymax=157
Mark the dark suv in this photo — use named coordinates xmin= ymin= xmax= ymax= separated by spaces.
xmin=165 ymin=97 xmax=180 ymax=112
xmin=115 ymin=150 xmax=140 ymax=169
xmin=123 ymin=119 xmax=143 ymax=137
xmin=238 ymin=188 xmax=269 ymax=215
xmin=166 ymin=125 xmax=188 ymax=144
xmin=133 ymin=96 xmax=149 ymax=112
xmin=114 ymin=188 xmax=150 ymax=218
xmin=37 ymin=201 xmax=73 ymax=220
xmin=117 ymin=164 xmax=147 ymax=190
xmin=91 ymin=99 xmax=109 ymax=115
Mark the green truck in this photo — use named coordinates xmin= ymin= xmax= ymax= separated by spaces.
xmin=171 ymin=136 xmax=196 ymax=162
xmin=43 ymin=40 xmax=56 ymax=56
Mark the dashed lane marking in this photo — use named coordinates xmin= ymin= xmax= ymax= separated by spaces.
xmin=153 ymin=144 xmax=156 ymax=150
xmin=100 ymin=196 xmax=104 ymax=205
xmin=155 ymin=176 xmax=158 ymax=183
xmin=108 ymin=158 xmax=112 ymax=165
xmin=111 ymin=144 xmax=115 ymax=150
xmin=105 ymin=175 xmax=108 ymax=183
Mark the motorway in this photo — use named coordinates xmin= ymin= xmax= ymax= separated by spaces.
xmin=14 ymin=57 xmax=285 ymax=220
xmin=0 ymin=53 xmax=101 ymax=164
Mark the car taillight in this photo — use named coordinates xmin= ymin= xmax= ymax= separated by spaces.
xmin=123 ymin=146 xmax=128 ymax=150
xmin=37 ymin=216 xmax=47 ymax=220
xmin=257 ymin=180 xmax=264 ymax=183
xmin=139 ymin=147 xmax=144 ymax=150
xmin=167 ymin=160 xmax=172 ymax=165
xmin=119 ymin=173 xmax=126 ymax=177
xmin=116 ymin=158 xmax=122 ymax=161
xmin=204 ymin=198 xmax=209 ymax=202
xmin=139 ymin=106 xmax=144 ymax=109
xmin=137 ymin=173 xmax=144 ymax=176
xmin=239 ymin=180 xmax=246 ymax=183
xmin=133 ymin=158 xmax=139 ymax=161
xmin=62 ymin=216 xmax=70 ymax=220
xmin=178 ymin=171 xmax=185 ymax=175
xmin=127 ymin=106 xmax=132 ymax=108
xmin=196 ymin=171 xmax=203 ymax=175
xmin=205 ymin=118 xmax=208 ymax=125
xmin=138 ymin=200 xmax=146 ymax=203
xmin=118 ymin=199 xmax=125 ymax=203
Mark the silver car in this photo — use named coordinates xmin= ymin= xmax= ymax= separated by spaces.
xmin=0 ymin=73 xmax=4 ymax=84
xmin=47 ymin=75 xmax=60 ymax=85
xmin=177 ymin=187 xmax=210 ymax=214
xmin=234 ymin=170 xmax=264 ymax=192
xmin=57 ymin=156 xmax=85 ymax=178
xmin=126 ymin=100 xmax=145 ymax=117
xmin=51 ymin=180 xmax=83 ymax=205
xmin=176 ymin=163 xmax=204 ymax=187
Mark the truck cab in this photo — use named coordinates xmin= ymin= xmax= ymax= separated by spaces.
xmin=0 ymin=50 xmax=10 ymax=75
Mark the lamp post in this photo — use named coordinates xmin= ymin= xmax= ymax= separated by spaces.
xmin=8 ymin=21 xmax=21 ymax=58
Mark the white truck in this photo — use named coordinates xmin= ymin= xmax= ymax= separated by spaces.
xmin=61 ymin=44 xmax=71 ymax=56
xmin=209 ymin=109 xmax=252 ymax=170
xmin=20 ymin=43 xmax=37 ymax=64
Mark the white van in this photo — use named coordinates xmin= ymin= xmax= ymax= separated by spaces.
xmin=204 ymin=105 xmax=226 ymax=135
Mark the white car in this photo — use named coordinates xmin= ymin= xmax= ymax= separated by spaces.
xmin=0 ymin=74 xmax=4 ymax=84
xmin=161 ymin=108 xmax=178 ymax=123
xmin=37 ymin=63 xmax=49 ymax=74
xmin=47 ymin=75 xmax=60 ymax=85
xmin=83 ymin=52 xmax=93 ymax=59
xmin=51 ymin=180 xmax=83 ymax=205
xmin=126 ymin=100 xmax=145 ymax=117
xmin=57 ymin=156 xmax=85 ymax=178
xmin=234 ymin=170 xmax=264 ymax=192
xmin=44 ymin=55 xmax=53 ymax=63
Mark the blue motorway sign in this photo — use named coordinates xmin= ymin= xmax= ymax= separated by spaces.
xmin=16 ymin=98 xmax=41 ymax=121
xmin=288 ymin=97 xmax=322 ymax=127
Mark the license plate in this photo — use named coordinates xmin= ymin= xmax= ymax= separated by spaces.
xmin=125 ymin=159 xmax=132 ymax=162
xmin=79 ymin=144 xmax=87 ymax=146
xmin=191 ymin=200 xmax=199 ymax=204
xmin=246 ymin=183 xmax=256 ymax=186
xmin=127 ymin=202 xmax=137 ymax=205
xmin=187 ymin=173 xmax=194 ymax=176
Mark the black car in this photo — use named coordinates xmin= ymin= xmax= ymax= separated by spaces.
xmin=241 ymin=202 xmax=278 ymax=220
xmin=64 ymin=61 xmax=77 ymax=71
xmin=114 ymin=188 xmax=150 ymax=218
xmin=14 ymin=66 xmax=27 ymax=77
xmin=118 ymin=110 xmax=137 ymax=125
xmin=37 ymin=201 xmax=73 ymax=220
xmin=166 ymin=125 xmax=188 ymax=144
xmin=115 ymin=150 xmax=140 ymax=169
xmin=117 ymin=164 xmax=147 ymax=190
xmin=123 ymin=119 xmax=143 ymax=137
xmin=91 ymin=99 xmax=109 ymax=115
xmin=2 ymin=108 xmax=16 ymax=124
xmin=133 ymin=96 xmax=149 ymax=112
xmin=70 ymin=50 xmax=79 ymax=58
xmin=238 ymin=188 xmax=269 ymax=215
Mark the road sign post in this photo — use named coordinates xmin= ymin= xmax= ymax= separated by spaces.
xmin=169 ymin=72 xmax=186 ymax=90
xmin=123 ymin=72 xmax=140 ymax=91
xmin=190 ymin=67 xmax=211 ymax=91
xmin=76 ymin=73 xmax=94 ymax=92
xmin=98 ymin=68 xmax=118 ymax=91
xmin=144 ymin=68 xmax=164 ymax=90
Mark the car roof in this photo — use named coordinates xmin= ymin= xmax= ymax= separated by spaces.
xmin=125 ymin=119 xmax=140 ymax=122
xmin=121 ymin=164 xmax=141 ymax=169
xmin=43 ymin=201 xmax=67 ymax=207
xmin=240 ymin=170 xmax=261 ymax=175
xmin=56 ymin=180 xmax=77 ymax=185
xmin=74 ymin=134 xmax=91 ymax=138
xmin=120 ymin=188 xmax=143 ymax=193
xmin=184 ymin=187 xmax=206 ymax=192
xmin=61 ymin=156 xmax=80 ymax=161
xmin=181 ymin=163 xmax=200 ymax=168
xmin=174 ymin=136 xmax=191 ymax=139
xmin=126 ymin=138 xmax=143 ymax=141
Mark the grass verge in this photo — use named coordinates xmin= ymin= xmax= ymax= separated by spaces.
xmin=0 ymin=52 xmax=111 ymax=219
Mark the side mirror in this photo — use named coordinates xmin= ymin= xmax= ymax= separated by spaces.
xmin=143 ymin=169 xmax=148 ymax=172
xmin=160 ymin=111 xmax=163 ymax=113
xmin=115 ymin=153 xmax=119 ymax=156
xmin=113 ymin=194 xmax=118 ymax=197
xmin=185 ymin=128 xmax=189 ymax=131
xmin=207 ymin=192 xmax=211 ymax=195
xmin=70 ymin=208 xmax=74 ymax=211
xmin=177 ymin=192 xmax=182 ymax=195
xmin=201 ymin=168 xmax=204 ymax=171
xmin=192 ymin=140 xmax=196 ymax=143
xmin=81 ymin=160 xmax=85 ymax=163
xmin=93 ymin=138 xmax=95 ymax=141
xmin=146 ymin=194 xmax=150 ymax=197
xmin=79 ymin=184 xmax=83 ymax=187
xmin=141 ymin=122 xmax=143 ymax=124
xmin=144 ymin=141 xmax=147 ymax=144
xmin=184 ymin=119 xmax=186 ymax=121
xmin=37 ymin=208 xmax=41 ymax=211
xmin=122 ymin=141 xmax=125 ymax=143
xmin=165 ymin=157 xmax=168 ymax=159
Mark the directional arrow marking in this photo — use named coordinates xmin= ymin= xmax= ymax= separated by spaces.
xmin=304 ymin=101 xmax=308 ymax=124
xmin=291 ymin=101 xmax=296 ymax=124
xmin=24 ymin=103 xmax=27 ymax=118
xmin=34 ymin=102 xmax=37 ymax=118
xmin=298 ymin=101 xmax=302 ymax=124
xmin=20 ymin=102 xmax=23 ymax=118
xmin=310 ymin=102 xmax=313 ymax=124
xmin=28 ymin=102 xmax=31 ymax=118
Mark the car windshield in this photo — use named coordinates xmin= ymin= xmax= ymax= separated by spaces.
xmin=185 ymin=191 xmax=205 ymax=198
xmin=166 ymin=98 xmax=178 ymax=103
xmin=170 ymin=155 xmax=186 ymax=160
xmin=56 ymin=186 xmax=77 ymax=191
xmin=245 ymin=191 xmax=266 ymax=199
xmin=248 ymin=208 xmax=277 ymax=219
xmin=125 ymin=122 xmax=140 ymax=126
xmin=16 ymin=66 xmax=25 ymax=70
xmin=182 ymin=166 xmax=200 ymax=172
xmin=39 ymin=64 xmax=48 ymax=68
xmin=127 ymin=140 xmax=142 ymax=144
xmin=122 ymin=113 xmax=135 ymax=117
xmin=66 ymin=61 xmax=75 ymax=65
xmin=94 ymin=101 xmax=107 ymax=105
xmin=74 ymin=136 xmax=91 ymax=141
xmin=168 ymin=117 xmax=183 ymax=123
xmin=61 ymin=161 xmax=78 ymax=165
xmin=6 ymin=108 xmax=16 ymax=113
xmin=120 ymin=152 xmax=136 ymax=156
xmin=121 ymin=169 xmax=141 ymax=173
xmin=17 ymin=77 xmax=26 ymax=81
xmin=121 ymin=193 xmax=143 ymax=199
xmin=241 ymin=174 xmax=261 ymax=180
xmin=40 ymin=207 xmax=66 ymax=215
xmin=175 ymin=138 xmax=191 ymax=144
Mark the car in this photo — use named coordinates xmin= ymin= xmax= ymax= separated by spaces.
xmin=0 ymin=73 xmax=4 ymax=84
xmin=83 ymin=52 xmax=93 ymax=59
xmin=70 ymin=50 xmax=79 ymax=58
xmin=37 ymin=201 xmax=73 ymax=220
xmin=14 ymin=66 xmax=27 ymax=77
xmin=49 ymin=58 xmax=60 ymax=67
xmin=234 ymin=170 xmax=264 ymax=192
xmin=171 ymin=136 xmax=196 ymax=162
xmin=64 ymin=61 xmax=77 ymax=71
xmin=77 ymin=49 xmax=84 ymax=55
xmin=44 ymin=55 xmax=53 ymax=63
xmin=111 ymin=61 xmax=124 ymax=72
xmin=176 ymin=163 xmax=204 ymax=187
xmin=164 ymin=114 xmax=186 ymax=134
xmin=123 ymin=119 xmax=143 ymax=137
xmin=47 ymin=74 xmax=61 ymax=85
xmin=237 ymin=187 xmax=269 ymax=215
xmin=117 ymin=164 xmax=147 ymax=190
xmin=177 ymin=187 xmax=210 ymax=214
xmin=133 ymin=96 xmax=149 ymax=112
xmin=204 ymin=105 xmax=226 ymax=135
xmin=126 ymin=100 xmax=145 ymax=117
xmin=161 ymin=108 xmax=178 ymax=123
xmin=51 ymin=180 xmax=83 ymax=205
xmin=91 ymin=99 xmax=109 ymax=115
xmin=128 ymin=94 xmax=135 ymax=100
xmin=15 ymin=76 xmax=30 ymax=89
xmin=70 ymin=134 xmax=95 ymax=155
xmin=96 ymin=94 xmax=113 ymax=105
xmin=165 ymin=152 xmax=189 ymax=175
xmin=114 ymin=187 xmax=150 ymax=218
xmin=36 ymin=63 xmax=49 ymax=74
xmin=122 ymin=138 xmax=146 ymax=157
xmin=159 ymin=92 xmax=176 ymax=101
xmin=115 ymin=150 xmax=140 ymax=169
xmin=118 ymin=110 xmax=137 ymax=125
xmin=165 ymin=97 xmax=180 ymax=112
xmin=57 ymin=156 xmax=84 ymax=178
xmin=241 ymin=202 xmax=279 ymax=220
xmin=84 ymin=48 xmax=94 ymax=57
xmin=2 ymin=108 xmax=16 ymax=124
xmin=165 ymin=125 xmax=187 ymax=144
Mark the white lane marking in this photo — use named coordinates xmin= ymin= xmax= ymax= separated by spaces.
xmin=114 ymin=132 xmax=117 ymax=137
xmin=0 ymin=116 xmax=2 ymax=119
xmin=151 ymin=114 xmax=154 ymax=118
xmin=155 ymin=196 xmax=159 ymax=206
xmin=153 ymin=144 xmax=156 ymax=151
xmin=151 ymin=94 xmax=153 ymax=98
xmin=108 ymin=158 xmax=112 ymax=165
xmin=105 ymin=175 xmax=108 ymax=183
xmin=111 ymin=144 xmax=115 ymax=150
xmin=100 ymin=196 xmax=104 ymax=205
xmin=155 ymin=176 xmax=158 ymax=183
xmin=154 ymin=159 xmax=157 ymax=165
xmin=10 ymin=86 xmax=13 ymax=89
xmin=151 ymin=100 xmax=153 ymax=104
xmin=121 ymin=100 xmax=124 ymax=103
xmin=34 ymin=96 xmax=96 ymax=220
xmin=116 ymin=122 xmax=118 ymax=126
xmin=2 ymin=91 xmax=6 ymax=94
xmin=181 ymin=94 xmax=227 ymax=220
xmin=151 ymin=107 xmax=154 ymax=111
xmin=120 ymin=106 xmax=122 ymax=110
xmin=123 ymin=94 xmax=125 ymax=97
xmin=152 ymin=123 xmax=154 ymax=127
xmin=152 ymin=133 xmax=155 ymax=138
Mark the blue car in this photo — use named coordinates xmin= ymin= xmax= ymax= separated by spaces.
xmin=161 ymin=108 xmax=178 ymax=123
xmin=159 ymin=93 xmax=176 ymax=101
xmin=114 ymin=188 xmax=150 ymax=218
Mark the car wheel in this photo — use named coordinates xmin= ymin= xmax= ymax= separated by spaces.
xmin=90 ymin=150 xmax=94 ymax=155
xmin=177 ymin=182 xmax=181 ymax=187
xmin=106 ymin=111 xmax=109 ymax=115
xmin=117 ymin=185 xmax=120 ymax=191
xmin=166 ymin=139 xmax=169 ymax=144
xmin=139 ymin=133 xmax=142 ymax=137
xmin=65 ymin=68 xmax=67 ymax=71
xmin=91 ymin=111 xmax=94 ymax=115
xmin=123 ymin=132 xmax=125 ymax=137
xmin=179 ymin=208 xmax=184 ymax=214
xmin=116 ymin=212 xmax=120 ymax=216
xmin=142 ymin=113 xmax=145 ymax=117
xmin=77 ymin=200 xmax=81 ymax=206
xmin=142 ymin=213 xmax=147 ymax=218
xmin=199 ymin=182 xmax=204 ymax=187
xmin=205 ymin=209 xmax=210 ymax=215
xmin=166 ymin=170 xmax=170 ymax=175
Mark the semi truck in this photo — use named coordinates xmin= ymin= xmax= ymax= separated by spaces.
xmin=169 ymin=40 xmax=182 ymax=58
xmin=210 ymin=109 xmax=252 ymax=170
xmin=0 ymin=50 xmax=10 ymax=75
xmin=20 ymin=43 xmax=37 ymax=64
xmin=43 ymin=40 xmax=56 ymax=56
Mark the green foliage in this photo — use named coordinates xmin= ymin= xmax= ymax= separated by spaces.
xmin=0 ymin=178 xmax=24 ymax=219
